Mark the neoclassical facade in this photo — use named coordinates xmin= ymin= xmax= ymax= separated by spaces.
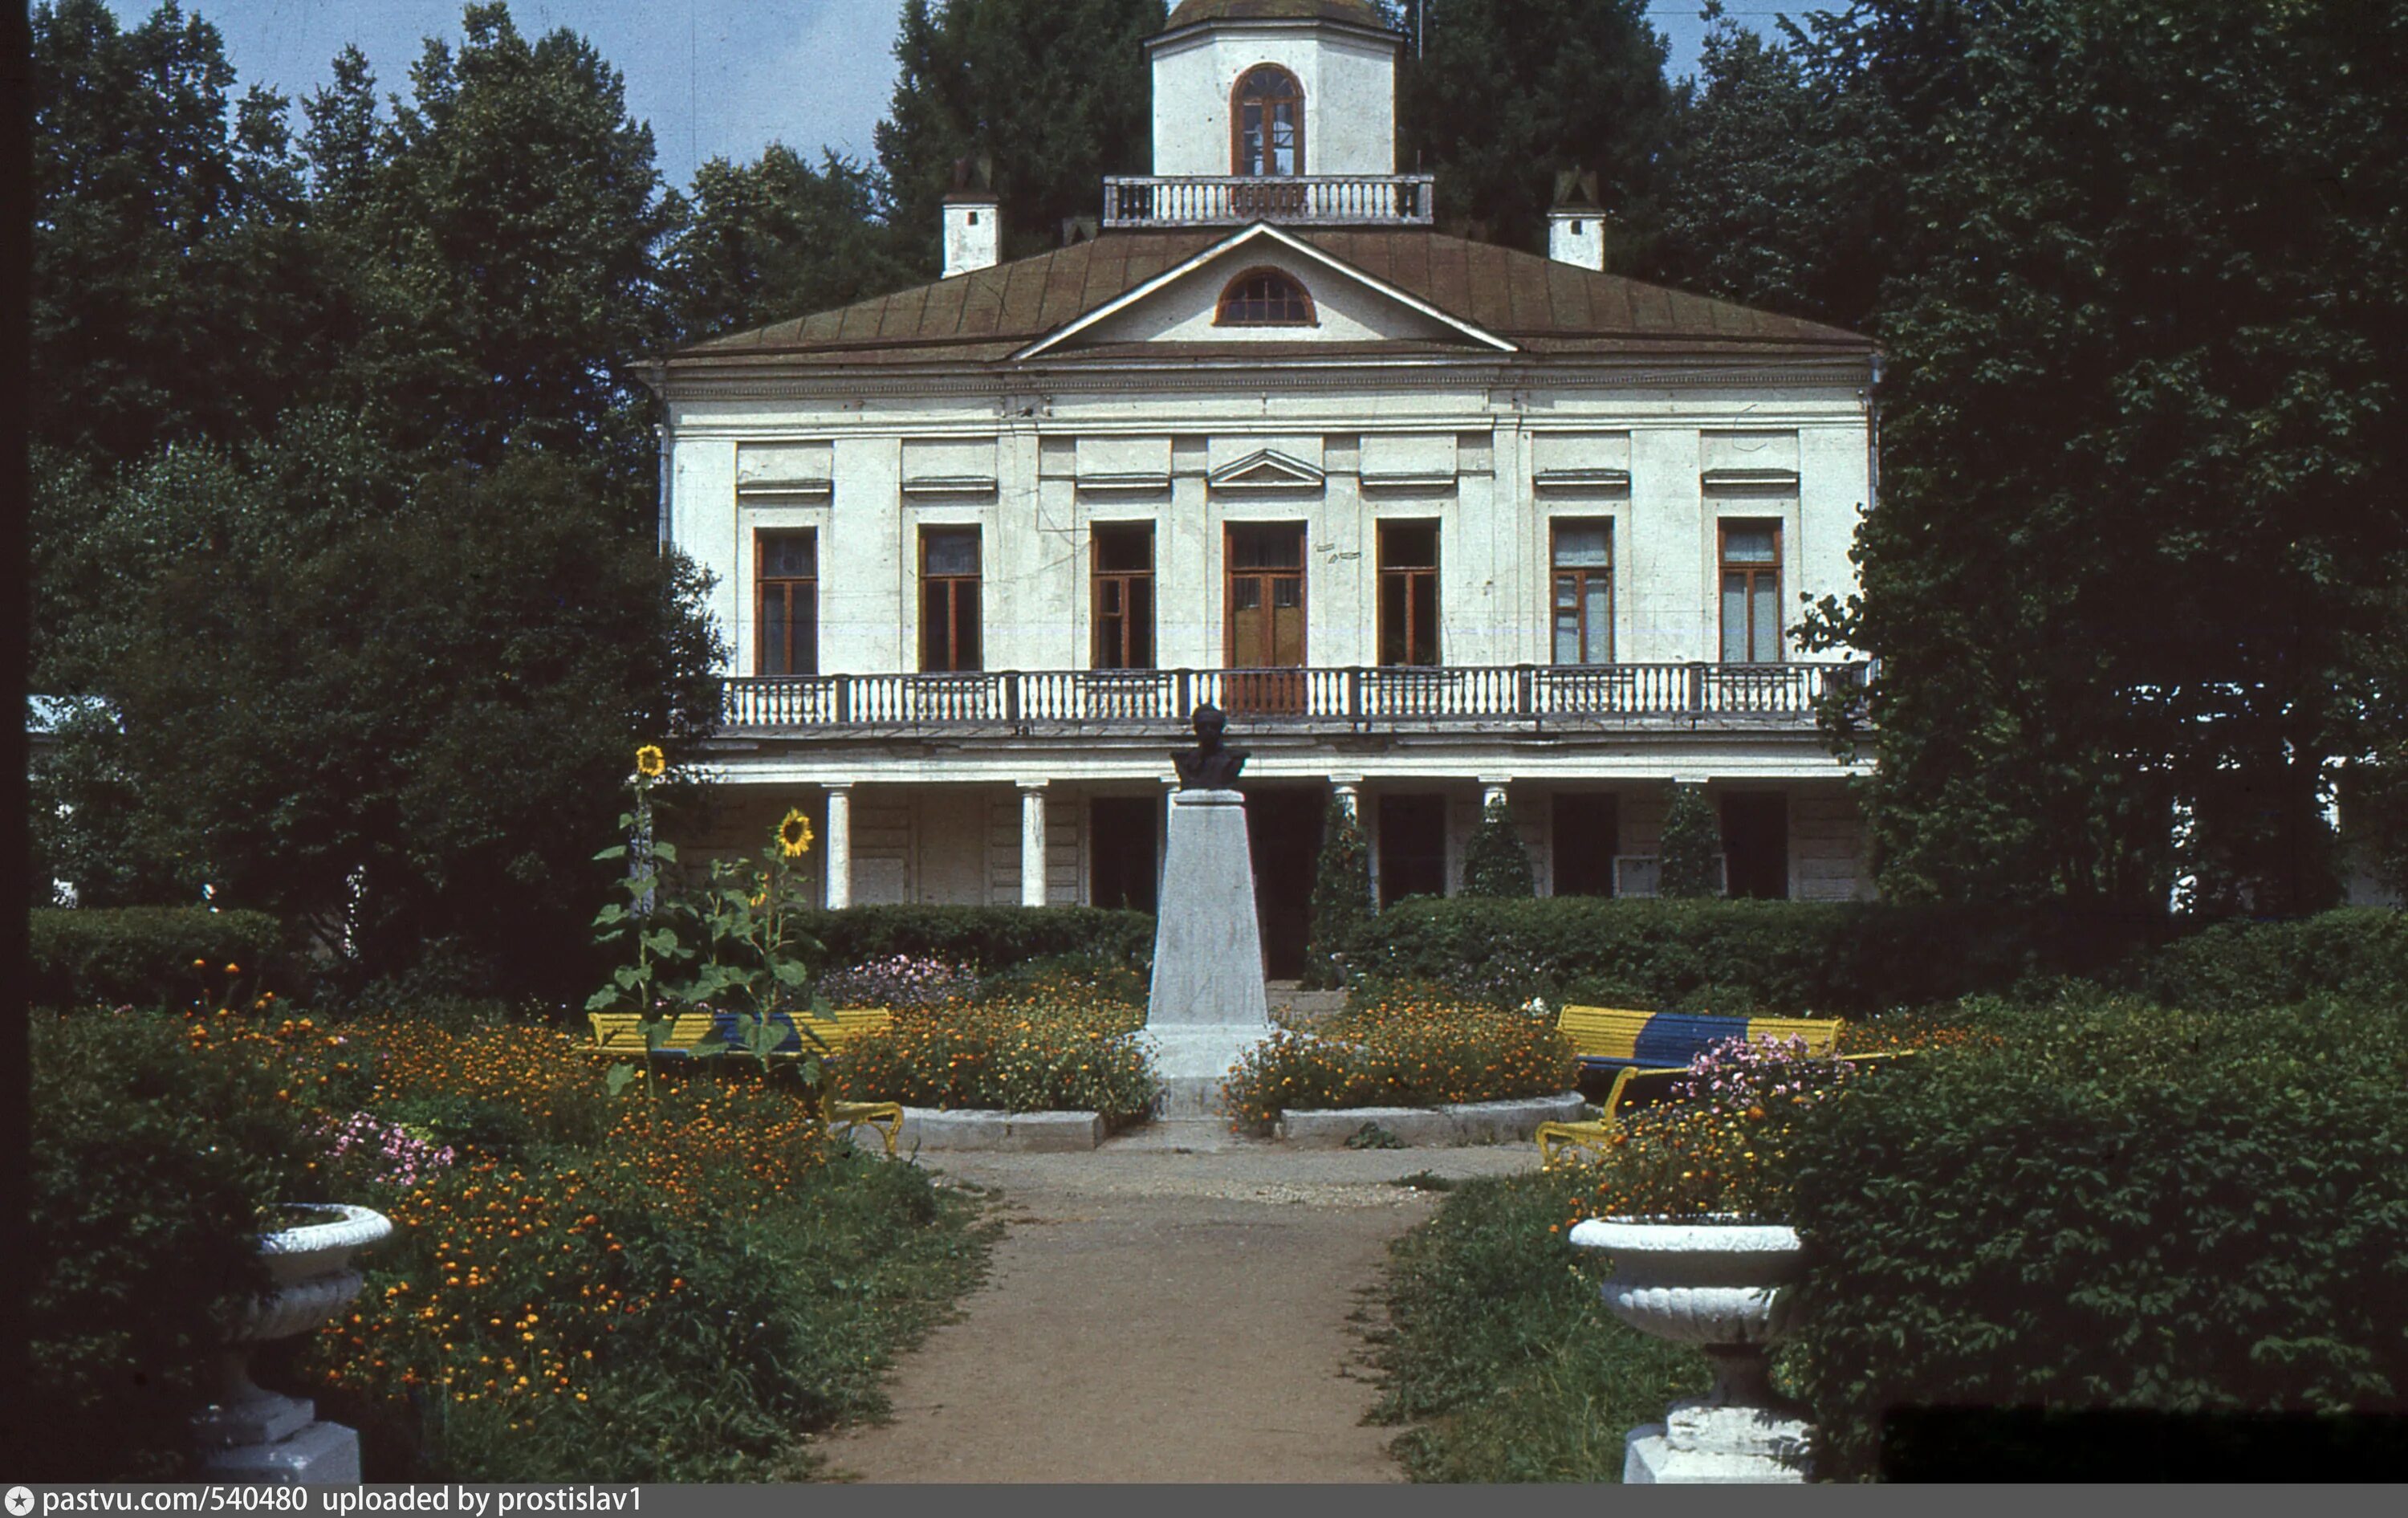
xmin=646 ymin=0 xmax=1881 ymax=976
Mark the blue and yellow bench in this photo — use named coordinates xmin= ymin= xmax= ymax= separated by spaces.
xmin=1535 ymin=1007 xmax=1849 ymax=1168
xmin=588 ymin=1007 xmax=903 ymax=1154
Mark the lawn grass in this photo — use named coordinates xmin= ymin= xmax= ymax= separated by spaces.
xmin=1365 ymin=1170 xmax=1710 ymax=1482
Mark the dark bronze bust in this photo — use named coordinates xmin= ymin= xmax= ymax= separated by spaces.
xmin=1172 ymin=703 xmax=1248 ymax=790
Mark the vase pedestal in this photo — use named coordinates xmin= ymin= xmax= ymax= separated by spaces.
xmin=1625 ymin=1399 xmax=1814 ymax=1484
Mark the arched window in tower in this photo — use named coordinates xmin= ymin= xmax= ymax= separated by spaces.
xmin=1215 ymin=267 xmax=1316 ymax=326
xmin=1232 ymin=65 xmax=1304 ymax=176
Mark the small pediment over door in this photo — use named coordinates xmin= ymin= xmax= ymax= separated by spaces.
xmin=1208 ymin=449 xmax=1324 ymax=493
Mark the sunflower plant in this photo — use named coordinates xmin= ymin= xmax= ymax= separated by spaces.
xmin=669 ymin=808 xmax=835 ymax=1080
xmin=589 ymin=747 xmax=694 ymax=1097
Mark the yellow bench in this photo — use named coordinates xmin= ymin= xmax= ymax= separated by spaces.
xmin=588 ymin=1007 xmax=903 ymax=1155
xmin=1554 ymin=1005 xmax=1843 ymax=1073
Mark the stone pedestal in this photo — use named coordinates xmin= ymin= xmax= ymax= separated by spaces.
xmin=1624 ymin=1401 xmax=1814 ymax=1483
xmin=1145 ymin=788 xmax=1271 ymax=1117
xmin=202 ymin=1419 xmax=363 ymax=1484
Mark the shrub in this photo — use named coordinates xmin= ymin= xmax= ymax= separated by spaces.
xmin=788 ymin=905 xmax=1152 ymax=971
xmin=1303 ymin=797 xmax=1373 ymax=989
xmin=816 ymin=954 xmax=982 ymax=1009
xmin=28 ymin=906 xmax=289 ymax=1011
xmin=1221 ymin=994 xmax=1578 ymax=1128
xmin=1461 ymin=796 xmax=1536 ymax=899
xmin=1783 ymin=992 xmax=2408 ymax=1481
xmin=1658 ymin=784 xmax=1723 ymax=898
xmin=1349 ymin=897 xmax=2170 ymax=1014
xmin=1370 ymin=1171 xmax=1709 ymax=1481
xmin=831 ymin=1002 xmax=1158 ymax=1121
xmin=2137 ymin=907 xmax=2408 ymax=1011
xmin=26 ymin=1009 xmax=333 ymax=1479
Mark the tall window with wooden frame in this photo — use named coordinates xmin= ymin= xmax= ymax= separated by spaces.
xmin=755 ymin=530 xmax=818 ymax=677
xmin=1551 ymin=519 xmax=1612 ymax=665
xmin=1224 ymin=522 xmax=1306 ymax=713
xmin=919 ymin=526 xmax=981 ymax=673
xmin=1231 ymin=64 xmax=1303 ymax=176
xmin=1091 ymin=523 xmax=1154 ymax=670
xmin=1377 ymin=521 xmax=1441 ymax=666
xmin=1719 ymin=519 xmax=1783 ymax=664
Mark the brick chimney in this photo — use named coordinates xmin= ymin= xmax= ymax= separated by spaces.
xmin=1547 ymin=169 xmax=1605 ymax=271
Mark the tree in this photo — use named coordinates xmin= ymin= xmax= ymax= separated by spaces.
xmin=1798 ymin=0 xmax=2408 ymax=911
xmin=663 ymin=146 xmax=915 ymax=344
xmin=319 ymin=4 xmax=677 ymax=502
xmin=1302 ymin=796 xmax=1373 ymax=989
xmin=1461 ymin=795 xmax=1536 ymax=898
xmin=55 ymin=421 xmax=726 ymax=999
xmin=1658 ymin=784 xmax=1723 ymax=899
xmin=1391 ymin=0 xmax=1676 ymax=262
xmin=875 ymin=0 xmax=1163 ymax=271
xmin=31 ymin=0 xmax=336 ymax=463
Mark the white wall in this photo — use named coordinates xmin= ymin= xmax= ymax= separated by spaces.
xmin=1149 ymin=26 xmax=1399 ymax=177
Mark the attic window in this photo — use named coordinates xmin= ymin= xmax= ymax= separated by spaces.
xmin=1215 ymin=267 xmax=1315 ymax=326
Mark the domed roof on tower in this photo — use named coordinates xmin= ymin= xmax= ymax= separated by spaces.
xmin=1165 ymin=0 xmax=1396 ymax=31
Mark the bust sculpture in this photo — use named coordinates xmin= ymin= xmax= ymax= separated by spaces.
xmin=1171 ymin=703 xmax=1249 ymax=790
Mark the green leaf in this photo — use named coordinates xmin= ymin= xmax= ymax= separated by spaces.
xmin=604 ymin=1064 xmax=638 ymax=1098
xmin=593 ymin=844 xmax=628 ymax=861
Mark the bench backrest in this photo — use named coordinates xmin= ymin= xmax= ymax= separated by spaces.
xmin=1556 ymin=1004 xmax=1842 ymax=1069
xmin=589 ymin=1007 xmax=894 ymax=1059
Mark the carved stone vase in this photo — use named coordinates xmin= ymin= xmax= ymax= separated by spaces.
xmin=1567 ymin=1216 xmax=1813 ymax=1483
xmin=195 ymin=1202 xmax=393 ymax=1483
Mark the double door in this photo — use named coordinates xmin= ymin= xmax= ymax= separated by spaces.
xmin=1224 ymin=523 xmax=1305 ymax=714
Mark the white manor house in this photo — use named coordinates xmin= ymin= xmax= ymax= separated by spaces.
xmin=645 ymin=0 xmax=1880 ymax=977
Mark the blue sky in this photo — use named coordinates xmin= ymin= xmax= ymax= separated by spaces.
xmin=99 ymin=1 xmax=1796 ymax=193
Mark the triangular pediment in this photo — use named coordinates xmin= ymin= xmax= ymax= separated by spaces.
xmin=1011 ymin=223 xmax=1514 ymax=360
xmin=1208 ymin=448 xmax=1325 ymax=492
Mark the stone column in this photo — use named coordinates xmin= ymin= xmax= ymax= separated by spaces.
xmin=1019 ymin=780 xmax=1048 ymax=907
xmin=1331 ymin=775 xmax=1364 ymax=820
xmin=824 ymin=784 xmax=853 ymax=910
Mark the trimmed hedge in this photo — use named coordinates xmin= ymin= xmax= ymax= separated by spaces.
xmin=1349 ymin=898 xmax=2408 ymax=1015
xmin=793 ymin=905 xmax=1152 ymax=972
xmin=2138 ymin=908 xmax=2408 ymax=1011
xmin=29 ymin=907 xmax=291 ymax=1011
xmin=1784 ymin=994 xmax=2408 ymax=1481
xmin=1347 ymin=898 xmax=2168 ymax=1015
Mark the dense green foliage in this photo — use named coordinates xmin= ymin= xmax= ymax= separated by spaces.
xmin=26 ymin=1011 xmax=328 ymax=1479
xmin=1349 ymin=897 xmax=2167 ymax=1014
xmin=792 ymin=904 xmax=1154 ymax=973
xmin=664 ymin=145 xmax=913 ymax=344
xmin=1369 ymin=1171 xmax=1707 ymax=1481
xmin=2133 ymin=909 xmax=2408 ymax=1015
xmin=28 ymin=907 xmax=289 ymax=1010
xmin=1459 ymin=796 xmax=1536 ymax=899
xmin=1302 ymin=797 xmax=1374 ymax=988
xmin=1654 ymin=784 xmax=1722 ymax=898
xmin=1389 ymin=0 xmax=1675 ymax=267
xmin=1785 ymin=992 xmax=2408 ymax=1481
xmin=876 ymin=0 xmax=1163 ymax=267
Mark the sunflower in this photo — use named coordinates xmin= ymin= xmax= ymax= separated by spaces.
xmin=777 ymin=809 xmax=815 ymax=858
xmin=634 ymin=745 xmax=666 ymax=779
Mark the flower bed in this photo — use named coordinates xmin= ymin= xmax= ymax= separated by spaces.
xmin=828 ymin=999 xmax=1157 ymax=1122
xmin=27 ymin=1007 xmax=991 ymax=1482
xmin=1221 ymin=992 xmax=1578 ymax=1130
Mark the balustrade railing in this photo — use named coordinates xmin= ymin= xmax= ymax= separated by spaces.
xmin=1100 ymin=174 xmax=1435 ymax=228
xmin=718 ymin=663 xmax=1856 ymax=733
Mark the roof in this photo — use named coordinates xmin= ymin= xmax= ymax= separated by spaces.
xmin=664 ymin=227 xmax=1873 ymax=372
xmin=1165 ymin=0 xmax=1394 ymax=29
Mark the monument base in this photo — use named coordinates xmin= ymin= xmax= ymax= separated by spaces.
xmin=1149 ymin=1025 xmax=1269 ymax=1117
xmin=200 ymin=1419 xmax=363 ymax=1484
xmin=1622 ymin=1401 xmax=1812 ymax=1483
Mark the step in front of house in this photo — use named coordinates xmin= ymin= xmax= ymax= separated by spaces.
xmin=1265 ymin=981 xmax=1349 ymax=1026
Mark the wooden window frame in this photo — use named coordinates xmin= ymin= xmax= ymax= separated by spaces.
xmin=1091 ymin=523 xmax=1156 ymax=671
xmin=755 ymin=529 xmax=818 ymax=677
xmin=1719 ymin=518 xmax=1784 ymax=665
xmin=1377 ymin=519 xmax=1442 ymax=668
xmin=919 ymin=525 xmax=982 ymax=674
xmin=1230 ymin=63 xmax=1304 ymax=177
xmin=1214 ymin=266 xmax=1316 ymax=327
xmin=1551 ymin=519 xmax=1613 ymax=665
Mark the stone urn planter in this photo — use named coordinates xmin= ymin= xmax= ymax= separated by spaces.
xmin=1567 ymin=1216 xmax=1813 ymax=1483
xmin=194 ymin=1202 xmax=393 ymax=1483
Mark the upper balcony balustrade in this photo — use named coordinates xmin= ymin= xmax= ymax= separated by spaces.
xmin=718 ymin=662 xmax=1861 ymax=738
xmin=1101 ymin=174 xmax=1434 ymax=229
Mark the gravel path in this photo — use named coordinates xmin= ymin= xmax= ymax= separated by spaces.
xmin=817 ymin=1121 xmax=1539 ymax=1483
